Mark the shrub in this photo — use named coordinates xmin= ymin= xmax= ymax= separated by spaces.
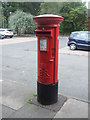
xmin=9 ymin=10 xmax=35 ymax=35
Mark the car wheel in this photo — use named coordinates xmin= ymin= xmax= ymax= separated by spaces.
xmin=70 ymin=44 xmax=76 ymax=50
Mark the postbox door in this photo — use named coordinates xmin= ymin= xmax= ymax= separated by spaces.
xmin=38 ymin=36 xmax=55 ymax=84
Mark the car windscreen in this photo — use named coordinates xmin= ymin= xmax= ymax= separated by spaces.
xmin=88 ymin=32 xmax=90 ymax=41
xmin=7 ymin=30 xmax=13 ymax=32
xmin=70 ymin=33 xmax=79 ymax=38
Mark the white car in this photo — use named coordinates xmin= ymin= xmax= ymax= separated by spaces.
xmin=0 ymin=28 xmax=14 ymax=38
xmin=0 ymin=34 xmax=5 ymax=39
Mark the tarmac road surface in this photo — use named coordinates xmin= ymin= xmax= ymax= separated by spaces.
xmin=0 ymin=36 xmax=88 ymax=112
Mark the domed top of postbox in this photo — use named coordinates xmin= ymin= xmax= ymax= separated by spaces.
xmin=33 ymin=14 xmax=64 ymax=27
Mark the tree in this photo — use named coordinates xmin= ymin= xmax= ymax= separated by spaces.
xmin=39 ymin=2 xmax=88 ymax=34
xmin=2 ymin=2 xmax=41 ymax=28
xmin=0 ymin=2 xmax=2 ymax=28
xmin=9 ymin=10 xmax=35 ymax=35
xmin=2 ymin=2 xmax=19 ymax=28
xmin=18 ymin=2 xmax=41 ymax=15
xmin=39 ymin=2 xmax=63 ymax=15
xmin=60 ymin=2 xmax=88 ymax=33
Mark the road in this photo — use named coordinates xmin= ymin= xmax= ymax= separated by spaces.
xmin=0 ymin=36 xmax=88 ymax=111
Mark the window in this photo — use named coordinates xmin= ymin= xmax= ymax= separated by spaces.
xmin=80 ymin=33 xmax=87 ymax=39
xmin=70 ymin=33 xmax=79 ymax=38
xmin=88 ymin=32 xmax=90 ymax=41
xmin=0 ymin=30 xmax=5 ymax=32
xmin=8 ymin=30 xmax=12 ymax=32
xmin=74 ymin=32 xmax=88 ymax=41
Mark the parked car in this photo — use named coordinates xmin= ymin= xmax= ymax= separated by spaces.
xmin=0 ymin=28 xmax=14 ymax=38
xmin=67 ymin=31 xmax=90 ymax=51
xmin=0 ymin=33 xmax=5 ymax=39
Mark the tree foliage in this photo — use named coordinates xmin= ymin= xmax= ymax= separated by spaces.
xmin=1 ymin=2 xmax=88 ymax=34
xmin=0 ymin=2 xmax=2 ymax=28
xmin=39 ymin=2 xmax=88 ymax=34
xmin=9 ymin=10 xmax=35 ymax=35
xmin=2 ymin=2 xmax=19 ymax=27
xmin=60 ymin=2 xmax=88 ymax=33
xmin=39 ymin=2 xmax=63 ymax=15
xmin=17 ymin=2 xmax=41 ymax=15
xmin=2 ymin=2 xmax=41 ymax=28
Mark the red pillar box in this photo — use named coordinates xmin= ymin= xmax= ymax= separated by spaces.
xmin=33 ymin=14 xmax=64 ymax=105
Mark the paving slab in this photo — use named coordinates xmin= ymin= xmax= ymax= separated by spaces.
xmin=9 ymin=103 xmax=56 ymax=118
xmin=59 ymin=47 xmax=88 ymax=56
xmin=0 ymin=80 xmax=36 ymax=110
xmin=2 ymin=105 xmax=16 ymax=118
xmin=54 ymin=99 xmax=88 ymax=118
xmin=32 ymin=94 xmax=67 ymax=112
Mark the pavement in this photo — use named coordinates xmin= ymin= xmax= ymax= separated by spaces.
xmin=1 ymin=97 xmax=88 ymax=118
xmin=2 ymin=98 xmax=88 ymax=118
xmin=0 ymin=36 xmax=89 ymax=119
xmin=59 ymin=47 xmax=88 ymax=57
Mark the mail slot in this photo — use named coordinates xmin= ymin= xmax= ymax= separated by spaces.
xmin=33 ymin=14 xmax=64 ymax=105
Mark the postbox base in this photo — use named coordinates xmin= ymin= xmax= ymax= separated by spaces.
xmin=37 ymin=81 xmax=58 ymax=105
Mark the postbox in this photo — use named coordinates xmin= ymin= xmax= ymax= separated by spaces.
xmin=33 ymin=14 xmax=64 ymax=105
